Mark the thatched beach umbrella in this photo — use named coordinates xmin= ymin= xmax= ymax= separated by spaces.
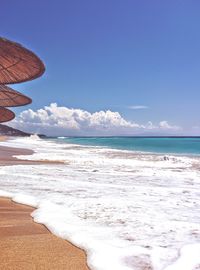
xmin=0 ymin=85 xmax=32 ymax=107
xmin=0 ymin=107 xmax=15 ymax=123
xmin=0 ymin=37 xmax=45 ymax=84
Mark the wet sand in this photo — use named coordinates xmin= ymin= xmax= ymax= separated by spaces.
xmin=0 ymin=145 xmax=64 ymax=166
xmin=0 ymin=138 xmax=90 ymax=270
xmin=0 ymin=198 xmax=89 ymax=270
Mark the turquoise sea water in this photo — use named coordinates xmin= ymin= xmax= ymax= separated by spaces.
xmin=56 ymin=137 xmax=200 ymax=155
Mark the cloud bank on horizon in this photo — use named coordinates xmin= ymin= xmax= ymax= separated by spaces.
xmin=9 ymin=103 xmax=181 ymax=136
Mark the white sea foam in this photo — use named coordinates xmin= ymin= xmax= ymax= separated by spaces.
xmin=0 ymin=136 xmax=200 ymax=270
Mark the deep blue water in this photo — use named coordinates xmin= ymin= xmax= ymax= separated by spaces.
xmin=52 ymin=137 xmax=200 ymax=155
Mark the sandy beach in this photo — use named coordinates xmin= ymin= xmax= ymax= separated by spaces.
xmin=0 ymin=144 xmax=64 ymax=166
xmin=0 ymin=139 xmax=89 ymax=270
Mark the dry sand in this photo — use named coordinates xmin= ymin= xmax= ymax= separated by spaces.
xmin=0 ymin=137 xmax=90 ymax=270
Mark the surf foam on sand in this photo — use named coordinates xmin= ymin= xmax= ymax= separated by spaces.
xmin=0 ymin=136 xmax=200 ymax=270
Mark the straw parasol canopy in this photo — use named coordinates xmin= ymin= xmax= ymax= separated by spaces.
xmin=0 ymin=85 xmax=32 ymax=107
xmin=0 ymin=107 xmax=15 ymax=123
xmin=0 ymin=37 xmax=45 ymax=84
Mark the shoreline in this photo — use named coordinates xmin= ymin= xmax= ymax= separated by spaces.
xmin=0 ymin=197 xmax=89 ymax=270
xmin=2 ymin=136 xmax=200 ymax=269
xmin=0 ymin=144 xmax=64 ymax=166
xmin=0 ymin=137 xmax=90 ymax=270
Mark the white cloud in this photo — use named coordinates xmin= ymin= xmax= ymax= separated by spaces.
xmin=159 ymin=121 xmax=180 ymax=130
xmin=9 ymin=103 xmax=181 ymax=136
xmin=128 ymin=105 xmax=148 ymax=110
xmin=145 ymin=121 xmax=157 ymax=130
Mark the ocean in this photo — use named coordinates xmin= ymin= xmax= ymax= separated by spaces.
xmin=0 ymin=135 xmax=200 ymax=270
xmin=55 ymin=136 xmax=200 ymax=155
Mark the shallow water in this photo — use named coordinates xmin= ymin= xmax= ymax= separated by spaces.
xmin=0 ymin=136 xmax=200 ymax=270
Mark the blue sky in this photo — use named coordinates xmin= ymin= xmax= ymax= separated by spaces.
xmin=1 ymin=1 xmax=200 ymax=135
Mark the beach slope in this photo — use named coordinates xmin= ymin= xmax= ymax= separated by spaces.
xmin=0 ymin=198 xmax=89 ymax=270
